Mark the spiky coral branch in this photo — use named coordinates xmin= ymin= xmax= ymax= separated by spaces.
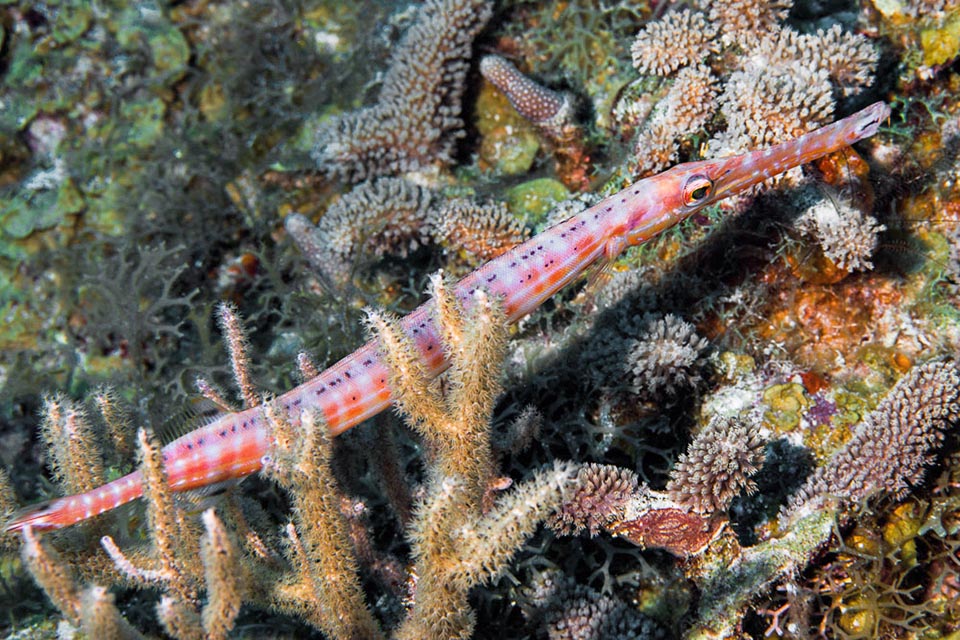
xmin=40 ymin=394 xmax=106 ymax=495
xmin=262 ymin=404 xmax=383 ymax=640
xmin=368 ymin=274 xmax=575 ymax=639
xmin=312 ymin=0 xmax=492 ymax=181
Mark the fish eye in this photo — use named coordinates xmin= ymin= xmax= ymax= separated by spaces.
xmin=683 ymin=175 xmax=713 ymax=206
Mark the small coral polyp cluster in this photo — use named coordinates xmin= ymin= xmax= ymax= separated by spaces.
xmin=2 ymin=0 xmax=960 ymax=638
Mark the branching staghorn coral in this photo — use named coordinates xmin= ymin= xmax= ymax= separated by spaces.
xmin=261 ymin=405 xmax=383 ymax=640
xmin=286 ymin=178 xmax=530 ymax=286
xmin=434 ymin=198 xmax=530 ymax=265
xmin=627 ymin=0 xmax=878 ymax=178
xmin=311 ymin=0 xmax=492 ymax=182
xmin=783 ymin=360 xmax=960 ymax=522
xmin=285 ymin=176 xmax=437 ymax=286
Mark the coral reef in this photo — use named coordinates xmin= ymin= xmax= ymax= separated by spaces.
xmin=3 ymin=0 xmax=960 ymax=638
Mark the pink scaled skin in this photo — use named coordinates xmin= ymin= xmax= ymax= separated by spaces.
xmin=6 ymin=102 xmax=890 ymax=532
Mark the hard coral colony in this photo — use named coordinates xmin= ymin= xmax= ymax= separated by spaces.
xmin=1 ymin=1 xmax=959 ymax=640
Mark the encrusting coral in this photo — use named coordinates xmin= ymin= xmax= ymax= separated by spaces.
xmin=311 ymin=0 xmax=492 ymax=182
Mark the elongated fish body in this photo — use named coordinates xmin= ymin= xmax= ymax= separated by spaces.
xmin=6 ymin=102 xmax=891 ymax=532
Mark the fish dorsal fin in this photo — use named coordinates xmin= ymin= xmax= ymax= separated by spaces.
xmin=173 ymin=478 xmax=245 ymax=515
xmin=153 ymin=397 xmax=223 ymax=446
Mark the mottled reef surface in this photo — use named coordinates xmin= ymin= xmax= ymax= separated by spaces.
xmin=1 ymin=1 xmax=960 ymax=638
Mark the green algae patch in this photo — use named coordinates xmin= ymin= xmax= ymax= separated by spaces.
xmin=119 ymin=98 xmax=167 ymax=150
xmin=506 ymin=178 xmax=569 ymax=225
xmin=0 ymin=176 xmax=83 ymax=241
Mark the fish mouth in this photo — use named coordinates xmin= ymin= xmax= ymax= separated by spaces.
xmin=707 ymin=102 xmax=890 ymax=202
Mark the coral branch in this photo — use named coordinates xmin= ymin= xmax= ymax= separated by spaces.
xmin=217 ymin=302 xmax=259 ymax=409
xmin=312 ymin=0 xmax=492 ymax=181
xmin=479 ymin=55 xmax=572 ymax=136
xmin=200 ymin=509 xmax=245 ymax=640
xmin=22 ymin=526 xmax=82 ymax=625
xmin=783 ymin=360 xmax=960 ymax=522
xmin=262 ymin=406 xmax=383 ymax=640
xmin=40 ymin=394 xmax=106 ymax=495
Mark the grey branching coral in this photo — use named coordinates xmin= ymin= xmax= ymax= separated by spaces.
xmin=435 ymin=198 xmax=530 ymax=264
xmin=633 ymin=64 xmax=719 ymax=173
xmin=627 ymin=313 xmax=710 ymax=400
xmin=666 ymin=417 xmax=766 ymax=515
xmin=696 ymin=0 xmax=791 ymax=47
xmin=312 ymin=0 xmax=492 ymax=182
xmin=692 ymin=361 xmax=960 ymax=636
xmin=795 ymin=195 xmax=885 ymax=272
xmin=286 ymin=177 xmax=435 ymax=284
xmin=783 ymin=360 xmax=960 ymax=523
xmin=286 ymin=178 xmax=529 ymax=285
xmin=550 ymin=463 xmax=639 ymax=536
xmin=627 ymin=0 xmax=878 ymax=178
